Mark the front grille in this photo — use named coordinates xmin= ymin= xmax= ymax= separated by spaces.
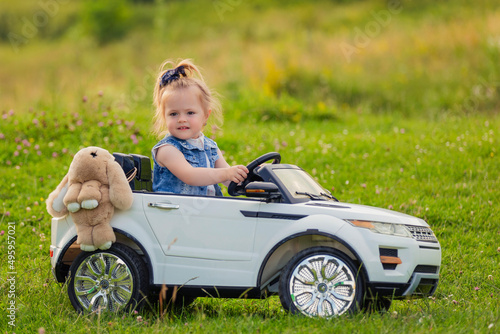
xmin=406 ymin=225 xmax=438 ymax=243
xmin=414 ymin=265 xmax=439 ymax=274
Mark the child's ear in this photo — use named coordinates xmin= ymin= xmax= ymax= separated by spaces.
xmin=204 ymin=109 xmax=212 ymax=125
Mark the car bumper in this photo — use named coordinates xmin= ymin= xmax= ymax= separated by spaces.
xmin=334 ymin=223 xmax=441 ymax=298
xmin=367 ymin=272 xmax=439 ymax=299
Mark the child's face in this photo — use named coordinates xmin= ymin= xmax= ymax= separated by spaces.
xmin=163 ymin=86 xmax=210 ymax=140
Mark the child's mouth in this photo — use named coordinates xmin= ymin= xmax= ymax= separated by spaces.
xmin=178 ymin=126 xmax=189 ymax=130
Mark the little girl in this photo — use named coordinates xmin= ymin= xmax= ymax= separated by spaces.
xmin=151 ymin=59 xmax=248 ymax=195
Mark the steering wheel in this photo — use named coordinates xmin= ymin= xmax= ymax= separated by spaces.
xmin=228 ymin=152 xmax=281 ymax=196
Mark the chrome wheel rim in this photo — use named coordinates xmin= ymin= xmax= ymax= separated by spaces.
xmin=73 ymin=252 xmax=134 ymax=313
xmin=289 ymin=254 xmax=356 ymax=317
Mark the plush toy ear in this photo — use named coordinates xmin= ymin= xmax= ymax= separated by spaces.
xmin=107 ymin=160 xmax=134 ymax=210
xmin=46 ymin=174 xmax=70 ymax=218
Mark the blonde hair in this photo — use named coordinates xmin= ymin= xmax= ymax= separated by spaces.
xmin=152 ymin=59 xmax=223 ymax=138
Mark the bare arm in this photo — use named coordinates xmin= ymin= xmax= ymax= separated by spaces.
xmin=156 ymin=145 xmax=248 ymax=186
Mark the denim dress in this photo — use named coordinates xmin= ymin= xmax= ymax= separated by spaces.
xmin=152 ymin=135 xmax=223 ymax=196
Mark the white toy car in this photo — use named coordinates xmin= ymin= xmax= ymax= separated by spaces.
xmin=50 ymin=152 xmax=441 ymax=317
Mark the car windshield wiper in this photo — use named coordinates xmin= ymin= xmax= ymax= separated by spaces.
xmin=320 ymin=192 xmax=340 ymax=202
xmin=295 ymin=191 xmax=324 ymax=200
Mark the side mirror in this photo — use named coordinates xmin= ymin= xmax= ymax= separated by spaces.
xmin=245 ymin=182 xmax=281 ymax=200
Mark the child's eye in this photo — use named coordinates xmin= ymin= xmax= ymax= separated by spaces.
xmin=168 ymin=112 xmax=178 ymax=117
xmin=187 ymin=111 xmax=196 ymax=115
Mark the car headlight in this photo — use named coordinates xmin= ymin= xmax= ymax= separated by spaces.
xmin=347 ymin=220 xmax=413 ymax=238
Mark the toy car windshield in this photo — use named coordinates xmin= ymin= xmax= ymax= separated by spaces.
xmin=273 ymin=168 xmax=334 ymax=201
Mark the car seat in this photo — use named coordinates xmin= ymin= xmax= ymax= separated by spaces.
xmin=113 ymin=153 xmax=153 ymax=191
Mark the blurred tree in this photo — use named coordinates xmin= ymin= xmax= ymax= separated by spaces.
xmin=81 ymin=0 xmax=132 ymax=45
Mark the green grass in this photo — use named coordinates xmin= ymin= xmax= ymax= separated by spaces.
xmin=1 ymin=0 xmax=499 ymax=333
xmin=1 ymin=108 xmax=498 ymax=333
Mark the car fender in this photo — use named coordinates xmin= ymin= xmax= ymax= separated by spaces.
xmin=107 ymin=208 xmax=162 ymax=283
xmin=255 ymin=214 xmax=367 ymax=287
xmin=51 ymin=199 xmax=160 ymax=284
xmin=256 ymin=213 xmax=346 ymax=256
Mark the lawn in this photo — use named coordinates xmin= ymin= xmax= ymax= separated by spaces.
xmin=0 ymin=0 xmax=499 ymax=333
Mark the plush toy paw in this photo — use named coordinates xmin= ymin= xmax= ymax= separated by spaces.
xmin=81 ymin=199 xmax=99 ymax=210
xmin=98 ymin=241 xmax=112 ymax=250
xmin=80 ymin=244 xmax=97 ymax=252
xmin=67 ymin=202 xmax=81 ymax=213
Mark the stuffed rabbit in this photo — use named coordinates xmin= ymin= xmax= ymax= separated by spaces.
xmin=46 ymin=146 xmax=134 ymax=251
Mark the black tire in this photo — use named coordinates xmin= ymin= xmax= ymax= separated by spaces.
xmin=278 ymin=247 xmax=363 ymax=318
xmin=68 ymin=243 xmax=149 ymax=313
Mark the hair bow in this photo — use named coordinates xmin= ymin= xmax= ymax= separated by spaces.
xmin=159 ymin=66 xmax=186 ymax=88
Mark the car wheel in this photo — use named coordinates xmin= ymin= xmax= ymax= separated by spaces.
xmin=278 ymin=247 xmax=363 ymax=318
xmin=68 ymin=243 xmax=149 ymax=313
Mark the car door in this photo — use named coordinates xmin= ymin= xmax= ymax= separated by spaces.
xmin=142 ymin=193 xmax=261 ymax=261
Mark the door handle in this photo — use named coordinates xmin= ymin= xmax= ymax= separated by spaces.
xmin=148 ymin=202 xmax=180 ymax=210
